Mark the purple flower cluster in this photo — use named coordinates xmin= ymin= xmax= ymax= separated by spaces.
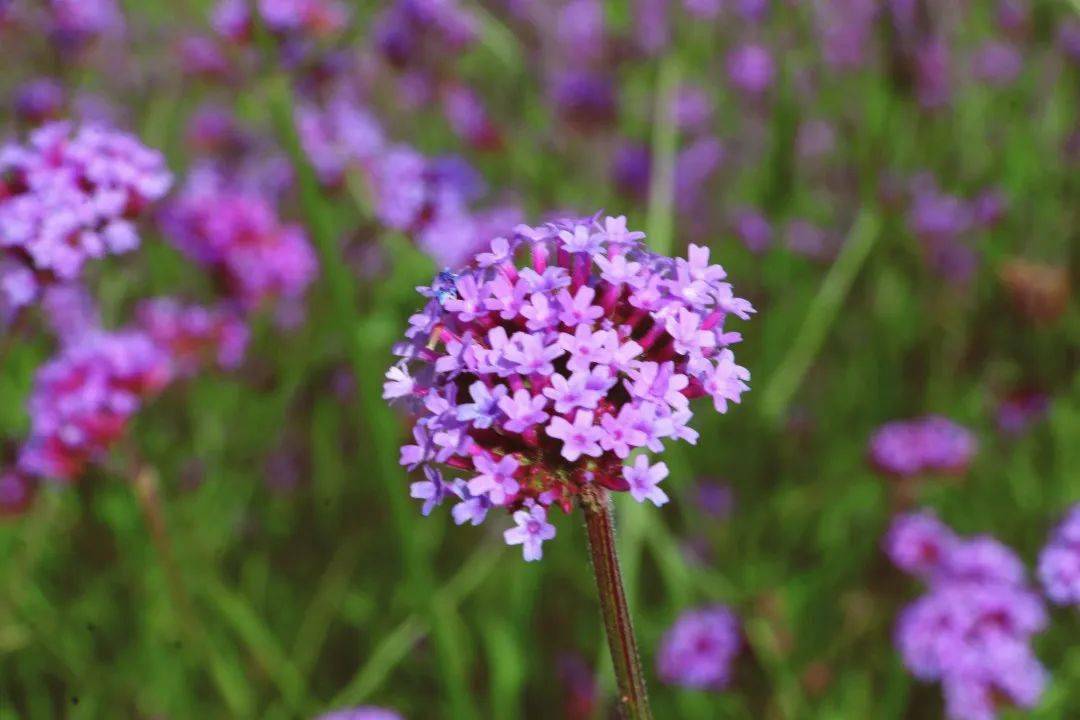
xmin=212 ymin=0 xmax=349 ymax=43
xmin=136 ymin=298 xmax=249 ymax=378
xmin=1037 ymin=504 xmax=1080 ymax=606
xmin=161 ymin=164 xmax=317 ymax=310
xmin=373 ymin=0 xmax=477 ymax=71
xmin=887 ymin=512 xmax=1048 ymax=720
xmin=0 ymin=122 xmax=171 ymax=318
xmin=868 ymin=416 xmax=977 ymax=478
xmin=18 ymin=331 xmax=172 ymax=481
xmin=657 ymin=604 xmax=741 ymax=690
xmin=46 ymin=0 xmax=125 ymax=48
xmin=385 ymin=215 xmax=753 ymax=560
xmin=905 ymin=176 xmax=1005 ymax=283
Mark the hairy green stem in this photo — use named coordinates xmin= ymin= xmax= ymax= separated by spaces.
xmin=580 ymin=485 xmax=652 ymax=720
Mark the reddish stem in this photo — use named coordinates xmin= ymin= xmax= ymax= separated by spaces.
xmin=579 ymin=484 xmax=653 ymax=720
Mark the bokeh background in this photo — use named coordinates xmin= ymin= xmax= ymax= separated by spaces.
xmin=1 ymin=0 xmax=1078 ymax=718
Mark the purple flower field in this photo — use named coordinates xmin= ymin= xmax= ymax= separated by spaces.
xmin=1 ymin=1 xmax=1078 ymax=718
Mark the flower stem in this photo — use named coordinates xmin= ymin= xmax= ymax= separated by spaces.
xmin=580 ymin=484 xmax=653 ymax=720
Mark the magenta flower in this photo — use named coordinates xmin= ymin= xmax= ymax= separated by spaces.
xmin=136 ymin=298 xmax=249 ymax=377
xmin=315 ymin=707 xmax=403 ymax=720
xmin=869 ymin=416 xmax=977 ymax=478
xmin=18 ymin=331 xmax=172 ymax=481
xmin=386 ymin=215 xmax=753 ymax=560
xmin=161 ymin=165 xmax=317 ymax=310
xmin=1038 ymin=504 xmax=1080 ymax=606
xmin=504 ymin=503 xmax=557 ymax=561
xmin=0 ymin=122 xmax=171 ymax=314
xmin=657 ymin=605 xmax=741 ymax=690
xmin=888 ymin=511 xmax=1048 ymax=720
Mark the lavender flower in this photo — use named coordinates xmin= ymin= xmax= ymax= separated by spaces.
xmin=657 ymin=604 xmax=741 ymax=690
xmin=971 ymin=41 xmax=1023 ymax=87
xmin=869 ymin=416 xmax=977 ymax=478
xmin=1038 ymin=504 xmax=1080 ymax=606
xmin=889 ymin=512 xmax=1048 ymax=720
xmin=385 ymin=215 xmax=753 ymax=560
xmin=733 ymin=209 xmax=772 ymax=254
xmin=0 ymin=122 xmax=171 ymax=314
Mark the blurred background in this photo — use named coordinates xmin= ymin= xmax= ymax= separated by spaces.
xmin=0 ymin=0 xmax=1078 ymax=718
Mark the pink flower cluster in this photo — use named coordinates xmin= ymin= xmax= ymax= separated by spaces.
xmin=868 ymin=415 xmax=978 ymax=478
xmin=886 ymin=512 xmax=1048 ymax=720
xmin=136 ymin=298 xmax=249 ymax=378
xmin=18 ymin=331 xmax=172 ymax=481
xmin=161 ymin=164 xmax=317 ymax=310
xmin=1037 ymin=504 xmax=1080 ymax=607
xmin=0 ymin=122 xmax=171 ymax=317
xmin=385 ymin=215 xmax=753 ymax=560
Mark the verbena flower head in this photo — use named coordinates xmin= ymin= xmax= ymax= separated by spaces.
xmin=136 ymin=298 xmax=249 ymax=377
xmin=19 ymin=331 xmax=172 ymax=481
xmin=161 ymin=165 xmax=317 ymax=310
xmin=889 ymin=511 xmax=1048 ymax=720
xmin=1037 ymin=504 xmax=1080 ymax=606
xmin=657 ymin=604 xmax=741 ymax=690
xmin=868 ymin=416 xmax=977 ymax=478
xmin=0 ymin=121 xmax=171 ymax=314
xmin=386 ymin=215 xmax=754 ymax=560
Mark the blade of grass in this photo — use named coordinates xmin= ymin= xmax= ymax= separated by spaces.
xmin=760 ymin=210 xmax=880 ymax=425
xmin=329 ymin=543 xmax=503 ymax=708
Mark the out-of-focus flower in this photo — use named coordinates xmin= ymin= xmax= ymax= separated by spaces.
xmin=385 ymin=215 xmax=754 ymax=560
xmin=696 ymin=479 xmax=734 ymax=519
xmin=186 ymin=105 xmax=251 ymax=157
xmin=12 ymin=78 xmax=66 ymax=125
xmin=18 ymin=331 xmax=172 ymax=481
xmin=674 ymin=85 xmax=713 ymax=133
xmin=440 ymin=84 xmax=502 ymax=151
xmin=657 ymin=604 xmax=741 ymax=689
xmin=869 ymin=416 xmax=977 ymax=478
xmin=551 ymin=71 xmax=618 ymax=131
xmin=136 ymin=298 xmax=249 ymax=377
xmin=1058 ymin=18 xmax=1080 ymax=65
xmin=176 ymin=35 xmax=231 ymax=79
xmin=0 ymin=122 xmax=171 ymax=314
xmin=611 ymin=142 xmax=651 ymax=200
xmin=996 ymin=0 xmax=1030 ymax=38
xmin=161 ymin=164 xmax=317 ymax=310
xmin=682 ymin=0 xmax=721 ymax=21
xmin=998 ymin=258 xmax=1070 ymax=324
xmin=813 ymin=0 xmax=878 ymax=70
xmin=996 ymin=391 xmax=1049 ymax=436
xmin=796 ymin=119 xmax=836 ymax=162
xmin=889 ymin=512 xmax=1048 ymax=720
xmin=1038 ymin=504 xmax=1080 ymax=606
xmin=907 ymin=181 xmax=979 ymax=283
xmin=634 ymin=0 xmax=669 ymax=55
xmin=971 ymin=41 xmax=1023 ymax=86
xmin=373 ymin=0 xmax=477 ymax=70
xmin=915 ymin=38 xmax=952 ymax=110
xmin=558 ymin=654 xmax=598 ymax=720
xmin=315 ymin=707 xmax=404 ymax=720
xmin=47 ymin=0 xmax=124 ymax=48
xmin=295 ymin=92 xmax=384 ymax=186
xmin=733 ymin=209 xmax=772 ymax=254
xmin=727 ymin=43 xmax=775 ymax=95
xmin=212 ymin=0 xmax=349 ymax=43
xmin=675 ymin=136 xmax=725 ymax=212
xmin=785 ymin=219 xmax=835 ymax=261
xmin=0 ymin=470 xmax=37 ymax=516
xmin=972 ymin=187 xmax=1007 ymax=228
xmin=41 ymin=283 xmax=99 ymax=344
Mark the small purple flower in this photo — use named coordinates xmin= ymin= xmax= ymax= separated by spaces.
xmin=410 ymin=465 xmax=453 ymax=516
xmin=733 ymin=209 xmax=772 ymax=254
xmin=1038 ymin=504 xmax=1080 ymax=606
xmin=657 ymin=605 xmax=741 ymax=690
xmin=13 ymin=78 xmax=66 ymax=125
xmin=498 ymin=389 xmax=550 ymax=433
xmin=504 ymin=503 xmax=556 ymax=561
xmin=726 ymin=43 xmax=775 ymax=95
xmin=623 ymin=455 xmax=669 ymax=506
xmin=547 ymin=410 xmax=605 ymax=462
xmin=972 ymin=41 xmax=1023 ymax=87
xmin=468 ymin=452 xmax=520 ymax=505
xmin=869 ymin=416 xmax=977 ymax=478
xmin=885 ymin=512 xmax=958 ymax=578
